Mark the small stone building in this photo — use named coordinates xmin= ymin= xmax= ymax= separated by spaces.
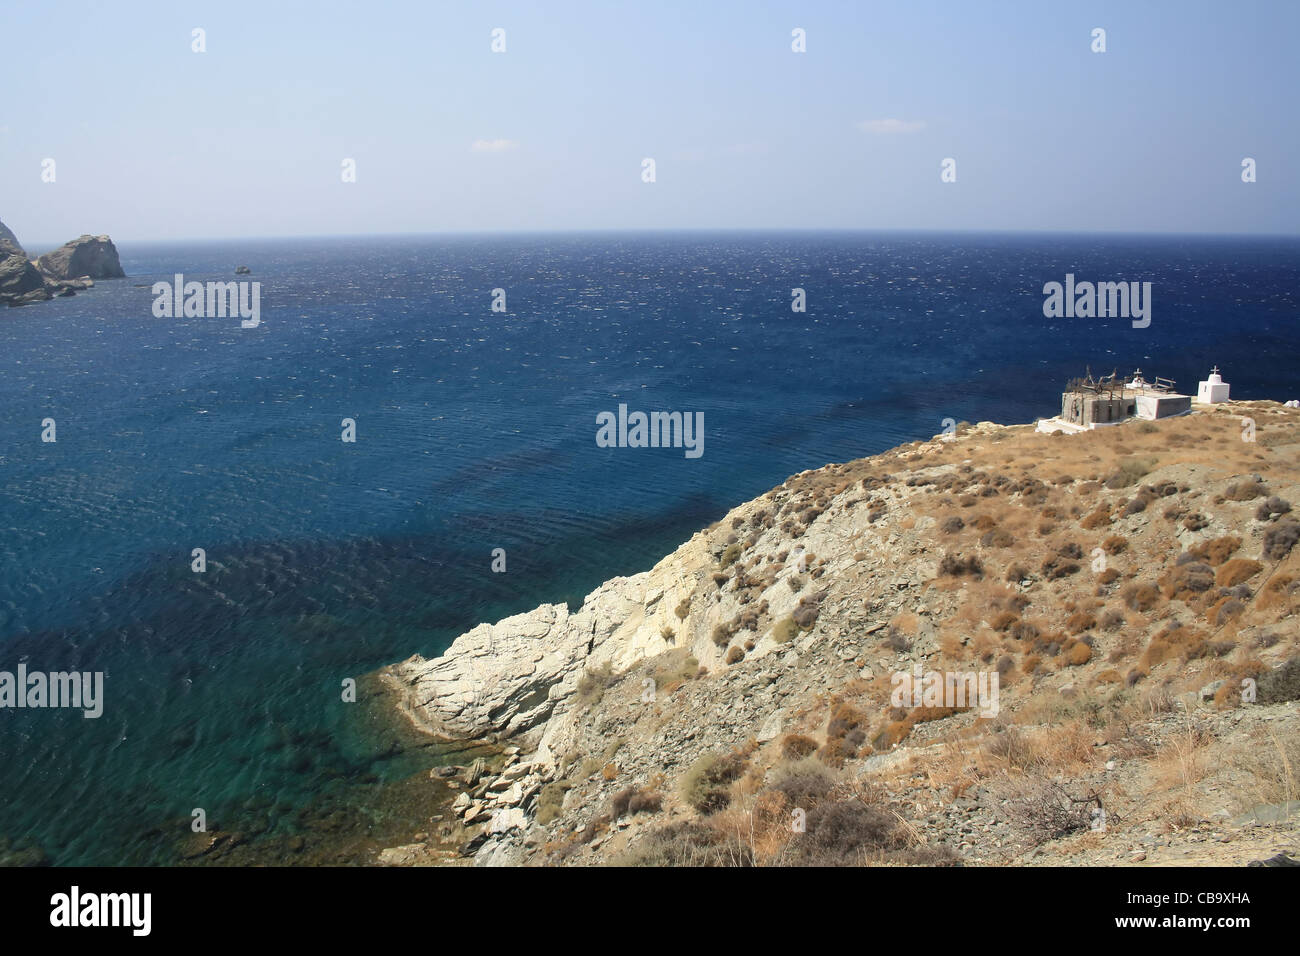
xmin=1057 ymin=370 xmax=1191 ymax=429
xmin=1060 ymin=390 xmax=1133 ymax=427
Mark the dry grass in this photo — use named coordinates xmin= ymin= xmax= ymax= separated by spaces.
xmin=1152 ymin=718 xmax=1213 ymax=795
xmin=1229 ymin=728 xmax=1298 ymax=809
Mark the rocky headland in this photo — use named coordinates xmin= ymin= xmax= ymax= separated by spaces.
xmin=380 ymin=400 xmax=1300 ymax=867
xmin=0 ymin=218 xmax=124 ymax=306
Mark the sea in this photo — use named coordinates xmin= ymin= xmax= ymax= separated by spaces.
xmin=1 ymin=231 xmax=1296 ymax=864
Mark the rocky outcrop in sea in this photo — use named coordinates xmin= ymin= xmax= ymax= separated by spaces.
xmin=35 ymin=234 xmax=125 ymax=280
xmin=0 ymin=219 xmax=123 ymax=306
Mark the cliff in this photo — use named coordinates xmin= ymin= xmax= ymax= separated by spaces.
xmin=381 ymin=401 xmax=1300 ymax=867
xmin=0 ymin=220 xmax=121 ymax=306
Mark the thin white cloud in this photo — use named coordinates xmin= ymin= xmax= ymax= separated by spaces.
xmin=471 ymin=139 xmax=520 ymax=152
xmin=857 ymin=119 xmax=926 ymax=135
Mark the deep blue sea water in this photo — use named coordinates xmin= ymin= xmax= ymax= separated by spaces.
xmin=1 ymin=232 xmax=1297 ymax=864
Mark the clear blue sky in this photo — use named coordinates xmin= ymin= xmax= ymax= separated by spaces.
xmin=4 ymin=0 xmax=1297 ymax=242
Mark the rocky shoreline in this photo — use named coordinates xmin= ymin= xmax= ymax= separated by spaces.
xmin=0 ymin=217 xmax=125 ymax=307
xmin=379 ymin=402 xmax=1300 ymax=867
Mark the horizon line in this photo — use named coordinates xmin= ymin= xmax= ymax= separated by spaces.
xmin=18 ymin=225 xmax=1300 ymax=249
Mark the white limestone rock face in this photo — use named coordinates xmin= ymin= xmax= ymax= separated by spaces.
xmin=387 ymin=602 xmax=578 ymax=738
xmin=384 ymin=535 xmax=713 ymax=741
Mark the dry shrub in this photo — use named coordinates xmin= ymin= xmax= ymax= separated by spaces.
xmin=619 ymin=821 xmax=754 ymax=867
xmin=1153 ymin=720 xmax=1213 ymax=794
xmin=1041 ymin=553 xmax=1081 ymax=580
xmin=779 ymin=734 xmax=819 ymax=761
xmin=771 ymin=616 xmax=800 ymax=643
xmin=788 ymin=799 xmax=924 ymax=866
xmin=576 ymin=661 xmax=617 ymax=706
xmin=1118 ymin=582 xmax=1159 ymax=613
xmin=611 ymin=786 xmax=663 ymax=818
xmin=820 ymin=702 xmax=869 ymax=766
xmin=1101 ymin=608 xmax=1126 ymax=630
xmin=1224 ymin=480 xmax=1267 ymax=502
xmin=1160 ymin=562 xmax=1215 ymax=602
xmin=653 ymin=649 xmax=700 ymax=693
xmin=939 ymin=553 xmax=984 ymax=578
xmin=1065 ymin=611 xmax=1096 ymax=634
xmin=1106 ymin=457 xmax=1156 ymax=489
xmin=1009 ymin=619 xmax=1041 ymax=643
xmin=1229 ymin=728 xmax=1299 ymax=808
xmin=1141 ymin=637 xmax=1173 ymax=670
xmin=982 ymin=528 xmax=1015 ymax=548
xmin=1081 ymin=507 xmax=1112 ymax=530
xmin=872 ymin=719 xmax=913 ymax=751
xmin=1102 ymin=535 xmax=1128 ymax=555
xmin=1003 ymin=779 xmax=1106 ymax=845
xmin=681 ymin=749 xmax=749 ymax=814
xmin=1212 ymin=681 xmax=1242 ymax=710
xmin=1210 ymin=597 xmax=1246 ymax=627
xmin=1255 ymin=496 xmax=1292 ymax=521
xmin=1215 ymin=558 xmax=1263 ymax=588
xmin=1257 ymin=656 xmax=1300 ymax=704
xmin=1191 ymin=536 xmax=1241 ymax=567
xmin=1065 ymin=642 xmax=1093 ymax=666
xmin=766 ymin=757 xmax=837 ymax=810
xmin=1258 ymin=574 xmax=1297 ymax=612
xmin=1005 ymin=563 xmax=1031 ymax=583
xmin=990 ymin=610 xmax=1019 ymax=632
xmin=1263 ymin=519 xmax=1300 ymax=560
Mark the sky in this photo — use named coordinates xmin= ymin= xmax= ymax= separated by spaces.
xmin=3 ymin=0 xmax=1298 ymax=243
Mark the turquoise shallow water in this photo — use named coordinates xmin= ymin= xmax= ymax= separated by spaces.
xmin=0 ymin=231 xmax=1296 ymax=864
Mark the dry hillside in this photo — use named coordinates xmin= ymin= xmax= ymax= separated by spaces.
xmin=382 ymin=400 xmax=1300 ymax=867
